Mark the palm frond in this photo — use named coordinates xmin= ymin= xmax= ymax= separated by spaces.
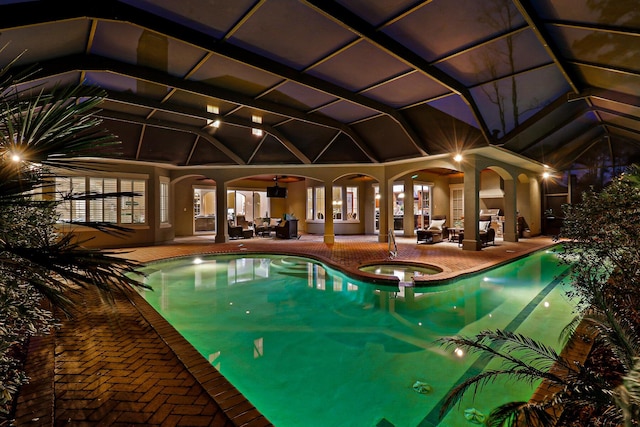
xmin=1 ymin=231 xmax=148 ymax=314
xmin=1 ymin=84 xmax=119 ymax=163
xmin=485 ymin=400 xmax=557 ymax=427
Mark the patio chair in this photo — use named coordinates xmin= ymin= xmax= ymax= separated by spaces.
xmin=228 ymin=220 xmax=244 ymax=239
xmin=457 ymin=216 xmax=495 ymax=247
xmin=479 ymin=215 xmax=495 ymax=246
xmin=416 ymin=215 xmax=447 ymax=244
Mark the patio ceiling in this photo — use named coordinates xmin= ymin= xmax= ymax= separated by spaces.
xmin=1 ymin=0 xmax=638 ymax=171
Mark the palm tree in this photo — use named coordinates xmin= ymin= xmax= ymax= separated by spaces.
xmin=0 ymin=57 xmax=147 ymax=416
xmin=438 ymin=165 xmax=640 ymax=426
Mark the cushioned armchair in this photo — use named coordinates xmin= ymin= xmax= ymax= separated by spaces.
xmin=458 ymin=216 xmax=495 ymax=247
xmin=478 ymin=215 xmax=495 ymax=246
xmin=228 ymin=220 xmax=244 ymax=239
xmin=416 ymin=215 xmax=447 ymax=244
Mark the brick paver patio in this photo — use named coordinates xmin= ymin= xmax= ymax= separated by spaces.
xmin=14 ymin=234 xmax=558 ymax=426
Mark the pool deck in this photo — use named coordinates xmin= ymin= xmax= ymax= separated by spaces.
xmin=14 ymin=234 xmax=564 ymax=426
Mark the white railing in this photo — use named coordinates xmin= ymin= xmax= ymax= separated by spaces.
xmin=388 ymin=229 xmax=397 ymax=259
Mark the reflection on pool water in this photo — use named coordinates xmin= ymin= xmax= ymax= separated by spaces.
xmin=137 ymin=248 xmax=575 ymax=427
xmin=359 ymin=263 xmax=441 ymax=282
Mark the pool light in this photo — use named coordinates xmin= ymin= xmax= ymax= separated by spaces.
xmin=193 ymin=257 xmax=203 ymax=265
xmin=455 ymin=348 xmax=464 ymax=357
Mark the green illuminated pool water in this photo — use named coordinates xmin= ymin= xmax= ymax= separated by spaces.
xmin=137 ymin=248 xmax=575 ymax=427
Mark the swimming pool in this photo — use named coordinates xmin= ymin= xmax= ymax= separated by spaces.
xmin=137 ymin=248 xmax=575 ymax=427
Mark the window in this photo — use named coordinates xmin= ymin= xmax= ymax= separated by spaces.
xmin=307 ymin=185 xmax=359 ymax=221
xmin=346 ymin=186 xmax=358 ymax=220
xmin=413 ymin=183 xmax=431 ymax=229
xmin=450 ymin=184 xmax=464 ymax=227
xmin=332 ymin=186 xmax=342 ymax=219
xmin=55 ymin=177 xmax=86 ymax=222
xmin=314 ymin=187 xmax=325 ymax=220
xmin=120 ymin=179 xmax=146 ymax=224
xmin=306 ymin=187 xmax=313 ymax=220
xmin=89 ymin=178 xmax=118 ymax=223
xmin=193 ymin=192 xmax=201 ymax=216
xmin=55 ymin=175 xmax=147 ymax=225
xmin=226 ymin=189 xmax=269 ymax=223
xmin=160 ymin=178 xmax=169 ymax=224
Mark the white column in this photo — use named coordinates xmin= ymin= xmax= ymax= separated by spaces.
xmin=215 ymin=181 xmax=228 ymax=243
xmin=462 ymin=156 xmax=481 ymax=251
xmin=403 ymin=177 xmax=414 ymax=237
xmin=323 ymin=182 xmax=335 ymax=244
xmin=502 ymin=178 xmax=518 ymax=242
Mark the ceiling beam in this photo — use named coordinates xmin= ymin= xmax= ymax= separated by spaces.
xmin=12 ymin=54 xmax=380 ymax=163
xmin=567 ymin=59 xmax=640 ymax=79
xmin=511 ymin=0 xmax=580 ymax=94
xmin=594 ymin=106 xmax=640 ymax=124
xmin=511 ymin=109 xmax=594 ymax=154
xmin=568 ymin=87 xmax=640 ymax=107
xmin=100 ymin=90 xmax=312 ymax=164
xmin=0 ymin=0 xmax=384 ymax=163
xmin=301 ymin=0 xmax=493 ymax=145
xmin=97 ymin=110 xmax=247 ymax=165
xmin=550 ymin=20 xmax=640 ymax=38
xmin=499 ymin=92 xmax=572 ymax=147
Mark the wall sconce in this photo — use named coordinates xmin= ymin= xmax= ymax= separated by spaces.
xmin=454 ymin=153 xmax=463 ymax=162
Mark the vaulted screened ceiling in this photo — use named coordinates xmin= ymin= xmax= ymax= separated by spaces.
xmin=0 ymin=0 xmax=638 ymax=170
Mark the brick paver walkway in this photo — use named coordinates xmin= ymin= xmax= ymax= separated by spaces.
xmin=15 ymin=234 xmax=558 ymax=426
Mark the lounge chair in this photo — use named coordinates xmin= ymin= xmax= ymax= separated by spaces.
xmin=478 ymin=216 xmax=495 ymax=246
xmin=457 ymin=216 xmax=495 ymax=247
xmin=235 ymin=215 xmax=255 ymax=238
xmin=416 ymin=215 xmax=447 ymax=244
xmin=228 ymin=220 xmax=244 ymax=239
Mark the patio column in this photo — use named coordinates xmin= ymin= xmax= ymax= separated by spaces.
xmin=462 ymin=155 xmax=481 ymax=251
xmin=215 ymin=181 xmax=229 ymax=243
xmin=324 ymin=182 xmax=335 ymax=244
xmin=502 ymin=178 xmax=518 ymax=242
xmin=403 ymin=177 xmax=415 ymax=237
xmin=529 ymin=177 xmax=542 ymax=235
xmin=377 ymin=183 xmax=389 ymax=243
